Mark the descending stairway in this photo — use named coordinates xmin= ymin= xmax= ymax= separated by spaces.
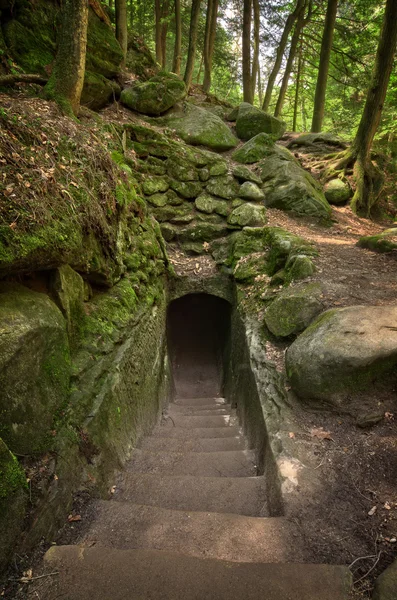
xmin=44 ymin=396 xmax=352 ymax=599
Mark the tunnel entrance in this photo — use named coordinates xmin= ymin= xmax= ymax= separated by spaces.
xmin=167 ymin=293 xmax=231 ymax=399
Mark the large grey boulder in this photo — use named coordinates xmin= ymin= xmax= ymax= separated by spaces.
xmin=121 ymin=72 xmax=186 ymax=116
xmin=259 ymin=155 xmax=332 ymax=220
xmin=0 ymin=283 xmax=70 ymax=454
xmin=160 ymin=104 xmax=238 ymax=151
xmin=286 ymin=306 xmax=397 ymax=413
xmin=324 ymin=178 xmax=351 ymax=205
xmin=264 ymin=283 xmax=323 ymax=338
xmin=232 ymin=134 xmax=294 ymax=164
xmin=373 ymin=559 xmax=397 ymax=600
xmin=235 ymin=103 xmax=286 ymax=141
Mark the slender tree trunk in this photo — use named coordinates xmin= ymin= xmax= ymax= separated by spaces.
xmin=160 ymin=0 xmax=169 ymax=69
xmin=115 ymin=0 xmax=128 ymax=67
xmin=311 ymin=0 xmax=338 ymax=132
xmin=155 ymin=0 xmax=162 ymax=65
xmin=340 ymin=0 xmax=397 ymax=214
xmin=172 ymin=0 xmax=182 ymax=74
xmin=184 ymin=0 xmax=202 ymax=91
xmin=250 ymin=0 xmax=260 ymax=102
xmin=242 ymin=0 xmax=252 ymax=103
xmin=293 ymin=37 xmax=303 ymax=131
xmin=44 ymin=0 xmax=88 ymax=116
xmin=129 ymin=0 xmax=133 ymax=28
xmin=203 ymin=0 xmax=219 ymax=93
xmin=274 ymin=9 xmax=303 ymax=117
xmin=257 ymin=66 xmax=263 ymax=107
xmin=262 ymin=0 xmax=304 ymax=112
xmin=197 ymin=53 xmax=204 ymax=82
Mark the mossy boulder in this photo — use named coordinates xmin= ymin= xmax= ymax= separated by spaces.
xmin=161 ymin=104 xmax=238 ymax=151
xmin=81 ymin=71 xmax=121 ymax=111
xmin=195 ymin=194 xmax=230 ymax=216
xmin=142 ymin=176 xmax=170 ymax=195
xmin=262 ymin=227 xmax=317 ymax=276
xmin=239 ymin=181 xmax=265 ymax=202
xmin=233 ymin=253 xmax=270 ymax=283
xmin=169 ymin=179 xmax=202 ymax=199
xmin=206 ymin=176 xmax=239 ymax=200
xmin=120 ymin=73 xmax=187 ymax=116
xmin=232 ymin=165 xmax=262 ymax=185
xmin=228 ymin=203 xmax=267 ymax=228
xmin=151 ymin=203 xmax=194 ymax=224
xmin=0 ymin=438 xmax=27 ymax=572
xmin=373 ymin=559 xmax=397 ymax=600
xmin=50 ymin=265 xmax=86 ymax=348
xmin=357 ymin=228 xmax=397 ymax=253
xmin=286 ymin=305 xmax=397 ymax=413
xmin=160 ymin=222 xmax=228 ymax=243
xmin=166 ymin=157 xmax=199 ymax=182
xmin=260 ymin=155 xmax=332 ymax=220
xmin=0 ymin=283 xmax=70 ymax=454
xmin=324 ymin=178 xmax=351 ymax=205
xmin=264 ymin=283 xmax=323 ymax=338
xmin=232 ymin=133 xmax=276 ymax=164
xmin=126 ymin=33 xmax=158 ymax=80
xmin=286 ymin=254 xmax=315 ymax=280
xmin=235 ymin=103 xmax=286 ymax=141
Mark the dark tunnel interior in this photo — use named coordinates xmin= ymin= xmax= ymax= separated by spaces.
xmin=167 ymin=294 xmax=232 ymax=399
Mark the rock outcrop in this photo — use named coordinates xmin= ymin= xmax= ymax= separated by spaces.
xmin=234 ymin=103 xmax=286 ymax=141
xmin=121 ymin=72 xmax=187 ymax=116
xmin=286 ymin=306 xmax=397 ymax=414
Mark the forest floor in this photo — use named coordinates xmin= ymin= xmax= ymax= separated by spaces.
xmin=1 ymin=92 xmax=397 ymax=599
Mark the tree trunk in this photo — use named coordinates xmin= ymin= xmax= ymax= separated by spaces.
xmin=155 ymin=0 xmax=162 ymax=65
xmin=172 ymin=0 xmax=182 ymax=74
xmin=257 ymin=65 xmax=263 ymax=107
xmin=160 ymin=0 xmax=169 ymax=69
xmin=203 ymin=0 xmax=219 ymax=93
xmin=292 ymin=38 xmax=303 ymax=131
xmin=250 ymin=0 xmax=260 ymax=102
xmin=340 ymin=0 xmax=397 ymax=215
xmin=311 ymin=0 xmax=338 ymax=132
xmin=115 ymin=0 xmax=128 ymax=67
xmin=262 ymin=0 xmax=304 ymax=112
xmin=44 ymin=0 xmax=89 ymax=116
xmin=242 ymin=0 xmax=252 ymax=103
xmin=184 ymin=0 xmax=202 ymax=91
xmin=274 ymin=1 xmax=306 ymax=118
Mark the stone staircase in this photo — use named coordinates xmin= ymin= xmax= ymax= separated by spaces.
xmin=43 ymin=397 xmax=352 ymax=599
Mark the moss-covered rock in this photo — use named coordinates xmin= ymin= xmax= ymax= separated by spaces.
xmin=151 ymin=203 xmax=194 ymax=224
xmin=81 ymin=71 xmax=121 ymax=110
xmin=50 ymin=265 xmax=86 ymax=349
xmin=233 ymin=252 xmax=270 ymax=283
xmin=239 ymin=181 xmax=265 ymax=202
xmin=264 ymin=283 xmax=323 ymax=338
xmin=166 ymin=157 xmax=199 ymax=182
xmin=206 ymin=175 xmax=239 ymax=200
xmin=232 ymin=165 xmax=262 ymax=185
xmin=373 ymin=559 xmax=397 ymax=600
xmin=160 ymin=221 xmax=228 ymax=243
xmin=228 ymin=203 xmax=267 ymax=228
xmin=125 ymin=33 xmax=158 ymax=80
xmin=324 ymin=178 xmax=351 ymax=205
xmin=142 ymin=176 xmax=170 ymax=195
xmin=232 ymin=133 xmax=276 ymax=164
xmin=235 ymin=103 xmax=286 ymax=141
xmin=120 ymin=73 xmax=187 ymax=116
xmin=286 ymin=254 xmax=316 ymax=280
xmin=209 ymin=161 xmax=228 ymax=176
xmin=262 ymin=227 xmax=317 ymax=276
xmin=160 ymin=104 xmax=238 ymax=151
xmin=357 ymin=228 xmax=397 ymax=253
xmin=195 ymin=194 xmax=230 ymax=216
xmin=0 ymin=283 xmax=70 ymax=454
xmin=260 ymin=155 xmax=332 ymax=220
xmin=169 ymin=179 xmax=202 ymax=199
xmin=286 ymin=305 xmax=397 ymax=414
xmin=0 ymin=438 xmax=27 ymax=572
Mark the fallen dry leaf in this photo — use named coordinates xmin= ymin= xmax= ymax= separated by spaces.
xmin=68 ymin=514 xmax=81 ymax=522
xmin=288 ymin=432 xmax=295 ymax=439
xmin=310 ymin=427 xmax=334 ymax=441
xmin=368 ymin=506 xmax=377 ymax=516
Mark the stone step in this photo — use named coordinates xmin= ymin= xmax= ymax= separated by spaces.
xmin=160 ymin=414 xmax=234 ymax=429
xmin=167 ymin=404 xmax=232 ymax=416
xmin=174 ymin=397 xmax=228 ymax=407
xmin=127 ymin=449 xmax=256 ymax=478
xmin=44 ymin=546 xmax=352 ymax=600
xmin=84 ymin=501 xmax=303 ymax=563
xmin=115 ymin=473 xmax=268 ymax=516
xmin=152 ymin=425 xmax=241 ymax=439
xmin=139 ymin=435 xmax=246 ymax=453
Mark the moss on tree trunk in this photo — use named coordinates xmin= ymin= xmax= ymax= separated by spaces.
xmin=44 ymin=0 xmax=89 ymax=116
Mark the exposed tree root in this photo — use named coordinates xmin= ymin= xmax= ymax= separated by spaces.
xmin=0 ymin=74 xmax=48 ymax=86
